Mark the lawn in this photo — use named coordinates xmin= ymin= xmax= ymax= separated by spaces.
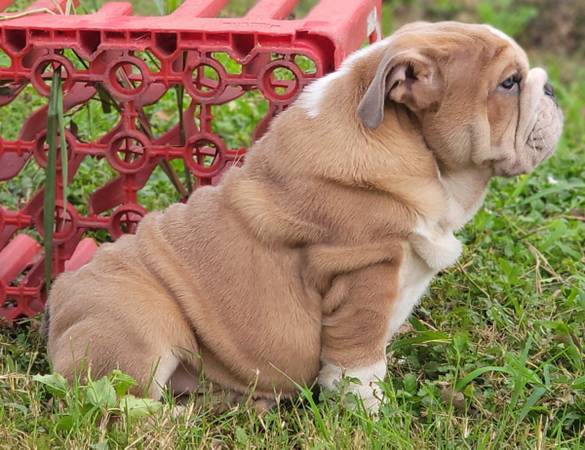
xmin=0 ymin=1 xmax=584 ymax=448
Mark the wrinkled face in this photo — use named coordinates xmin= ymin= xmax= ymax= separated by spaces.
xmin=357 ymin=22 xmax=563 ymax=176
xmin=481 ymin=30 xmax=563 ymax=176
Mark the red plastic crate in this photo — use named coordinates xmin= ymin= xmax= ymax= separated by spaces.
xmin=0 ymin=0 xmax=382 ymax=321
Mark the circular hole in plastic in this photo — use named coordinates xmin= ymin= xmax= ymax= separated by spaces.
xmin=107 ymin=133 xmax=149 ymax=174
xmin=190 ymin=63 xmax=221 ymax=97
xmin=32 ymin=56 xmax=74 ymax=96
xmin=109 ymin=205 xmax=146 ymax=239
xmin=34 ymin=131 xmax=74 ymax=169
xmin=294 ymin=54 xmax=317 ymax=74
xmin=110 ymin=61 xmax=145 ymax=96
xmin=35 ymin=204 xmax=77 ymax=243
xmin=262 ymin=64 xmax=300 ymax=101
xmin=185 ymin=137 xmax=223 ymax=177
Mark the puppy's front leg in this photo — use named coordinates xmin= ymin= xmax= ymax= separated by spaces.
xmin=319 ymin=358 xmax=387 ymax=413
xmin=318 ymin=261 xmax=400 ymax=413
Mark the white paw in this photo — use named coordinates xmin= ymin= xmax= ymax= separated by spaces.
xmin=432 ymin=233 xmax=463 ymax=269
xmin=411 ymin=221 xmax=463 ymax=271
xmin=318 ymin=360 xmax=386 ymax=414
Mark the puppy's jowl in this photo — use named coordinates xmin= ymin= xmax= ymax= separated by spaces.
xmin=46 ymin=22 xmax=563 ymax=412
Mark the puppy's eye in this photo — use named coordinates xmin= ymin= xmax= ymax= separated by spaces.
xmin=498 ymin=74 xmax=521 ymax=92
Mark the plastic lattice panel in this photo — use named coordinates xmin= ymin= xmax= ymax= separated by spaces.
xmin=0 ymin=0 xmax=382 ymax=320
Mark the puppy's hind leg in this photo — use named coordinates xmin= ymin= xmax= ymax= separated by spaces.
xmin=167 ymin=359 xmax=200 ymax=398
xmin=49 ymin=323 xmax=189 ymax=400
xmin=148 ymin=352 xmax=182 ymax=400
xmin=48 ymin=300 xmax=199 ymax=401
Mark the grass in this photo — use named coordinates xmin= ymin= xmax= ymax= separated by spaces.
xmin=1 ymin=0 xmax=584 ymax=448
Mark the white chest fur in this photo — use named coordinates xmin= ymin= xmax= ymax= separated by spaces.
xmin=386 ymin=221 xmax=463 ymax=340
xmin=386 ymin=247 xmax=435 ymax=339
xmin=384 ymin=166 xmax=488 ymax=340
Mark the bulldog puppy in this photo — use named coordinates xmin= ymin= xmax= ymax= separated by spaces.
xmin=45 ymin=21 xmax=563 ymax=413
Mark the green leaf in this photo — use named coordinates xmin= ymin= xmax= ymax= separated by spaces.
xmin=119 ymin=395 xmax=162 ymax=418
xmin=55 ymin=414 xmax=75 ymax=432
xmin=108 ymin=370 xmax=137 ymax=397
xmin=235 ymin=426 xmax=248 ymax=445
xmin=403 ymin=373 xmax=417 ymax=394
xmin=452 ymin=331 xmax=469 ymax=355
xmin=572 ymin=376 xmax=585 ymax=390
xmin=86 ymin=377 xmax=117 ymax=409
xmin=90 ymin=442 xmax=109 ymax=450
xmin=33 ymin=373 xmax=68 ymax=399
xmin=3 ymin=402 xmax=28 ymax=415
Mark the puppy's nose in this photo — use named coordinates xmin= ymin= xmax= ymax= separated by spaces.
xmin=544 ymin=82 xmax=555 ymax=97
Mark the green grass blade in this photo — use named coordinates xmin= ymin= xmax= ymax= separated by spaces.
xmin=390 ymin=330 xmax=451 ymax=351
xmin=166 ymin=0 xmax=181 ymax=14
xmin=49 ymin=0 xmax=64 ymax=15
xmin=518 ymin=386 xmax=547 ymax=422
xmin=455 ymin=366 xmax=513 ymax=392
xmin=96 ymin=84 xmax=113 ymax=114
xmin=57 ymin=75 xmax=67 ymax=208
xmin=175 ymin=49 xmax=192 ymax=194
xmin=65 ymin=0 xmax=74 ymax=15
xmin=176 ymin=84 xmax=192 ymax=193
xmin=519 ymin=181 xmax=585 ymax=204
xmin=43 ymin=71 xmax=61 ymax=290
xmin=153 ymin=0 xmax=165 ymax=15
xmin=298 ymin=385 xmax=330 ymax=441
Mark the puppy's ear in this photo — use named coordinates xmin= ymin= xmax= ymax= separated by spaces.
xmin=357 ymin=50 xmax=442 ymax=129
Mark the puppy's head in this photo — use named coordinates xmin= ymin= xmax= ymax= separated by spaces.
xmin=357 ymin=21 xmax=563 ymax=176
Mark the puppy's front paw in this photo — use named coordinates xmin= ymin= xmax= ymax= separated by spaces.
xmin=411 ymin=223 xmax=463 ymax=271
xmin=433 ymin=233 xmax=463 ymax=269
xmin=318 ymin=360 xmax=386 ymax=415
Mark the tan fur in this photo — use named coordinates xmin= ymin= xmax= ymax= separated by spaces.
xmin=46 ymin=22 xmax=563 ymax=406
